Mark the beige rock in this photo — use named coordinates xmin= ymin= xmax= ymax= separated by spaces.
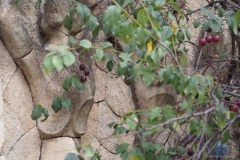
xmin=0 ymin=40 xmax=17 ymax=92
xmin=0 ymin=80 xmax=3 ymax=152
xmin=106 ymin=74 xmax=135 ymax=116
xmin=0 ymin=1 xmax=33 ymax=58
xmin=41 ymin=137 xmax=79 ymax=160
xmin=133 ymin=79 xmax=176 ymax=111
xmin=2 ymin=68 xmax=35 ymax=155
xmin=6 ymin=127 xmax=41 ymax=160
xmin=97 ymin=101 xmax=134 ymax=154
xmin=81 ymin=103 xmax=99 ymax=145
xmin=0 ymin=156 xmax=4 ymax=160
xmin=92 ymin=65 xmax=107 ymax=102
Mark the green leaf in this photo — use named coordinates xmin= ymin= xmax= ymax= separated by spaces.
xmin=31 ymin=105 xmax=43 ymax=120
xmin=84 ymin=145 xmax=94 ymax=158
xmin=69 ymin=36 xmax=77 ymax=46
xmin=142 ymin=141 xmax=155 ymax=152
xmin=202 ymin=20 xmax=211 ymax=30
xmin=69 ymin=8 xmax=77 ymax=18
xmin=149 ymin=107 xmax=161 ymax=121
xmin=186 ymin=29 xmax=191 ymax=40
xmin=62 ymin=76 xmax=72 ymax=91
xmin=113 ymin=126 xmax=126 ymax=135
xmin=72 ymin=75 xmax=85 ymax=91
xmin=141 ymin=69 xmax=155 ymax=86
xmin=233 ymin=10 xmax=240 ymax=35
xmin=161 ymin=26 xmax=173 ymax=41
xmin=61 ymin=97 xmax=71 ymax=111
xmin=176 ymin=30 xmax=185 ymax=42
xmin=79 ymin=39 xmax=92 ymax=49
xmin=52 ymin=55 xmax=64 ymax=72
xmin=126 ymin=114 xmax=138 ymax=130
xmin=216 ymin=86 xmax=223 ymax=100
xmin=52 ymin=97 xmax=62 ymax=113
xmin=56 ymin=45 xmax=70 ymax=53
xmin=43 ymin=57 xmax=54 ymax=74
xmin=211 ymin=20 xmax=221 ymax=32
xmin=201 ymin=7 xmax=208 ymax=14
xmin=93 ymin=49 xmax=104 ymax=61
xmin=41 ymin=108 xmax=49 ymax=122
xmin=154 ymin=0 xmax=166 ymax=6
xmin=107 ymin=60 xmax=114 ymax=71
xmin=63 ymin=15 xmax=73 ymax=30
xmin=128 ymin=148 xmax=144 ymax=160
xmin=65 ymin=153 xmax=79 ymax=160
xmin=116 ymin=63 xmax=127 ymax=76
xmin=93 ymin=26 xmax=100 ymax=38
xmin=193 ymin=20 xmax=200 ymax=28
xmin=221 ymin=130 xmax=230 ymax=144
xmin=217 ymin=6 xmax=224 ymax=17
xmin=62 ymin=50 xmax=75 ymax=67
xmin=102 ymin=42 xmax=113 ymax=49
xmin=116 ymin=143 xmax=129 ymax=154
xmin=13 ymin=0 xmax=21 ymax=4
xmin=119 ymin=52 xmax=131 ymax=67
xmin=85 ymin=15 xmax=98 ymax=31
xmin=77 ymin=2 xmax=90 ymax=19
xmin=190 ymin=118 xmax=201 ymax=135
xmin=137 ymin=9 xmax=149 ymax=27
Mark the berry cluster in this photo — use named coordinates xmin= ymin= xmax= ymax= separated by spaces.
xmin=229 ymin=98 xmax=240 ymax=113
xmin=79 ymin=64 xmax=90 ymax=83
xmin=198 ymin=27 xmax=220 ymax=47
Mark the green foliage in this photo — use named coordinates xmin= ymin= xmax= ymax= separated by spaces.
xmin=52 ymin=96 xmax=71 ymax=113
xmin=31 ymin=105 xmax=49 ymax=122
xmin=22 ymin=0 xmax=240 ymax=159
xmin=64 ymin=153 xmax=79 ymax=160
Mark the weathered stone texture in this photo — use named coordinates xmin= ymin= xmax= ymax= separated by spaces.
xmin=0 ymin=40 xmax=17 ymax=92
xmin=6 ymin=127 xmax=41 ymax=160
xmin=0 ymin=79 xmax=3 ymax=153
xmin=2 ymin=68 xmax=35 ymax=155
xmin=41 ymin=137 xmax=79 ymax=160
xmin=97 ymin=101 xmax=134 ymax=153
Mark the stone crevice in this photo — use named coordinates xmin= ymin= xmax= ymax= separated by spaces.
xmin=2 ymin=67 xmax=18 ymax=95
xmin=100 ymin=100 xmax=121 ymax=118
xmin=6 ymin=127 xmax=36 ymax=156
xmin=38 ymin=140 xmax=42 ymax=160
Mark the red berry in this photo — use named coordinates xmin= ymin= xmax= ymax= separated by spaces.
xmin=187 ymin=149 xmax=194 ymax=156
xmin=80 ymin=75 xmax=87 ymax=83
xmin=79 ymin=64 xmax=85 ymax=71
xmin=84 ymin=69 xmax=90 ymax=76
xmin=236 ymin=98 xmax=240 ymax=107
xmin=212 ymin=35 xmax=220 ymax=43
xmin=206 ymin=27 xmax=212 ymax=32
xmin=199 ymin=38 xmax=206 ymax=46
xmin=230 ymin=104 xmax=239 ymax=113
xmin=205 ymin=35 xmax=213 ymax=43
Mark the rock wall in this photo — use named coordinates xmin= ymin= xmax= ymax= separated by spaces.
xmin=0 ymin=0 xmax=233 ymax=160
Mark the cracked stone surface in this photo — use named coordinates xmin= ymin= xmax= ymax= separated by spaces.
xmin=0 ymin=79 xmax=3 ymax=152
xmin=2 ymin=68 xmax=35 ymax=156
xmin=6 ymin=127 xmax=41 ymax=160
xmin=96 ymin=101 xmax=134 ymax=154
xmin=0 ymin=40 xmax=17 ymax=92
xmin=106 ymin=74 xmax=135 ymax=117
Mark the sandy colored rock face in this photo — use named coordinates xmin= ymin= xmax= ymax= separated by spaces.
xmin=0 ymin=0 xmax=95 ymax=159
xmin=41 ymin=137 xmax=79 ymax=160
xmin=0 ymin=80 xmax=3 ymax=152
